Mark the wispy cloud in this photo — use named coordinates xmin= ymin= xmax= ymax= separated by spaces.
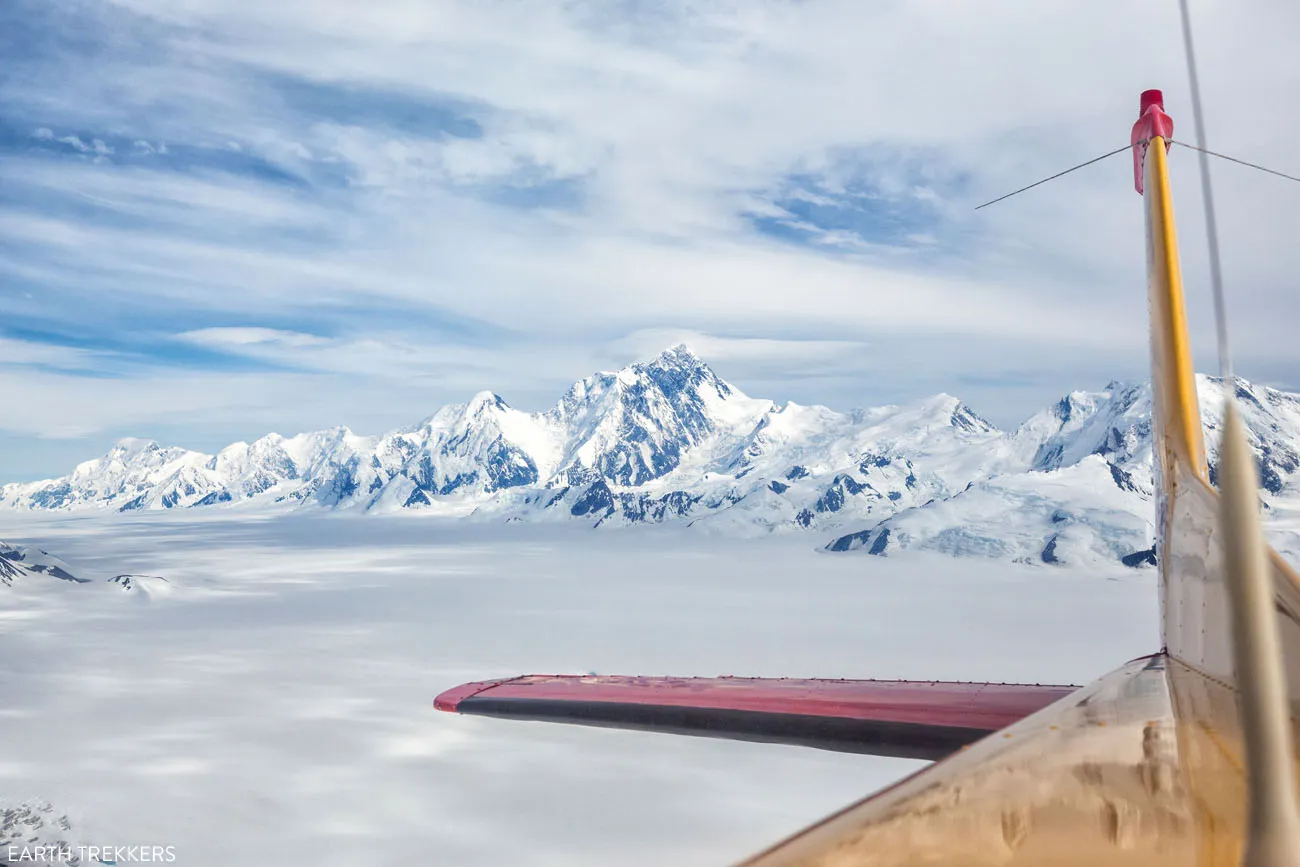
xmin=179 ymin=327 xmax=328 ymax=349
xmin=2 ymin=0 xmax=1299 ymax=478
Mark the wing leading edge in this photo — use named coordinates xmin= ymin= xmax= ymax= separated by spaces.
xmin=435 ymin=675 xmax=1077 ymax=760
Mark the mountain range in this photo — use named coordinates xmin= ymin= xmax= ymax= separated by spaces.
xmin=5 ymin=345 xmax=1300 ymax=567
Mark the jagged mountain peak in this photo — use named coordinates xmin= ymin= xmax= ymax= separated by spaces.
xmin=638 ymin=343 xmax=735 ymax=398
xmin=1198 ymin=375 xmax=1300 ymax=494
xmin=74 ymin=437 xmax=169 ymax=475
xmin=309 ymin=424 xmax=359 ymax=441
xmin=109 ymin=436 xmax=162 ymax=455
xmin=643 ymin=342 xmax=704 ymax=370
xmin=903 ymin=394 xmax=998 ymax=434
xmin=409 ymin=391 xmax=513 ymax=433
xmin=1014 ymin=381 xmax=1151 ymax=472
xmin=545 ymin=346 xmax=764 ymax=487
xmin=464 ymin=390 xmax=510 ymax=414
xmin=213 ymin=431 xmax=288 ymax=461
xmin=663 ymin=341 xmax=699 ymax=358
xmin=574 ymin=343 xmax=735 ymax=400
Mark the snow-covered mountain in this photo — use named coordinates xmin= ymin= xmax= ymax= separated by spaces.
xmin=829 ymin=377 xmax=1300 ymax=564
xmin=4 ymin=346 xmax=1300 ymax=568
xmin=0 ymin=542 xmax=87 ymax=586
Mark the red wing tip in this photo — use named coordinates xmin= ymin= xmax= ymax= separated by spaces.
xmin=434 ymin=674 xmax=1082 ymax=716
xmin=434 ymin=677 xmax=520 ymax=712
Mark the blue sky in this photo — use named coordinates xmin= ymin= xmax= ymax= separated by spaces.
xmin=3 ymin=0 xmax=1299 ymax=481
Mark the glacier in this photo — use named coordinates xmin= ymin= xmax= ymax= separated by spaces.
xmin=5 ymin=344 xmax=1300 ymax=568
xmin=0 ymin=514 xmax=1160 ymax=866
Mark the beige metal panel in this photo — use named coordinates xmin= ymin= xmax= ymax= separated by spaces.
xmin=737 ymin=651 xmax=1300 ymax=867
xmin=740 ymin=657 xmax=1199 ymax=867
xmin=1163 ymin=461 xmax=1300 ymax=709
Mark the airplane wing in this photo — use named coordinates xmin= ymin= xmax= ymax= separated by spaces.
xmin=435 ymin=675 xmax=1077 ymax=760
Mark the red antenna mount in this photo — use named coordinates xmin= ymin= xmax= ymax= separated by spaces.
xmin=1132 ymin=89 xmax=1174 ymax=194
